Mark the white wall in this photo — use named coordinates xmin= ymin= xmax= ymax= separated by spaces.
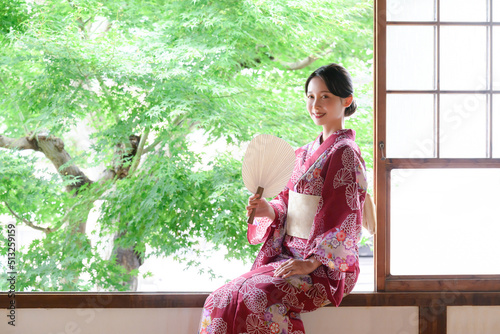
xmin=0 ymin=307 xmax=418 ymax=334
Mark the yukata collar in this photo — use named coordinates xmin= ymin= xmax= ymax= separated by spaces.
xmin=313 ymin=128 xmax=356 ymax=152
xmin=287 ymin=129 xmax=356 ymax=190
xmin=308 ymin=129 xmax=355 ymax=166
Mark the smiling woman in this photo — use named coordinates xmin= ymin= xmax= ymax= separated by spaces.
xmin=198 ymin=63 xmax=368 ymax=334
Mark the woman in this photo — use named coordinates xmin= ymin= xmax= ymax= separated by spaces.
xmin=199 ymin=63 xmax=367 ymax=334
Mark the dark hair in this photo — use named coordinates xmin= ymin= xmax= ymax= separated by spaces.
xmin=304 ymin=63 xmax=357 ymax=117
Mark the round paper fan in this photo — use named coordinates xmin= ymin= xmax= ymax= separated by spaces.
xmin=242 ymin=134 xmax=296 ymax=222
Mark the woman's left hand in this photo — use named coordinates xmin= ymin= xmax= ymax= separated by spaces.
xmin=274 ymin=257 xmax=322 ymax=278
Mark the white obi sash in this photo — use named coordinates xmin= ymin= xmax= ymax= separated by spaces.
xmin=286 ymin=190 xmax=321 ymax=239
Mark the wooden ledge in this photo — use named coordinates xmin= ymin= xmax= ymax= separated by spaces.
xmin=1 ymin=291 xmax=500 ymax=308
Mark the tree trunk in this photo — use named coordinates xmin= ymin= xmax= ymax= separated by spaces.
xmin=107 ymin=134 xmax=145 ymax=291
xmin=1 ymin=131 xmax=145 ymax=291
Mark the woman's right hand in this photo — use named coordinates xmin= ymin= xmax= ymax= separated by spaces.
xmin=246 ymin=193 xmax=276 ymax=221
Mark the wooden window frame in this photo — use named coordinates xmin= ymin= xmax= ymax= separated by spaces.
xmin=374 ymin=0 xmax=500 ymax=292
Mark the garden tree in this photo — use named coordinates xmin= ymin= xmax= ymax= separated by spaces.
xmin=0 ymin=0 xmax=373 ymax=291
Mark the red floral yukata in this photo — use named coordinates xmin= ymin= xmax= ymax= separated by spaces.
xmin=199 ymin=129 xmax=367 ymax=334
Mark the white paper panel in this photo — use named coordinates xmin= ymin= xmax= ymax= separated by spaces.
xmin=386 ymin=94 xmax=435 ymax=158
xmin=494 ymin=0 xmax=500 ymax=22
xmin=494 ymin=95 xmax=500 ymax=158
xmin=391 ymin=168 xmax=500 ymax=275
xmin=493 ymin=27 xmax=500 ymax=90
xmin=440 ymin=26 xmax=487 ymax=90
xmin=303 ymin=307 xmax=419 ymax=334
xmin=386 ymin=0 xmax=435 ymax=22
xmin=448 ymin=306 xmax=500 ymax=334
xmin=439 ymin=94 xmax=487 ymax=158
xmin=440 ymin=0 xmax=488 ymax=22
xmin=387 ymin=26 xmax=435 ymax=90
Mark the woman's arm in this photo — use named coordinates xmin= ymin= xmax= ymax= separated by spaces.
xmin=312 ymin=144 xmax=366 ymax=273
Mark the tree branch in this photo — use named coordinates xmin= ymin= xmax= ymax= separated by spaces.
xmin=212 ymin=89 xmax=256 ymax=99
xmin=142 ymin=119 xmax=200 ymax=155
xmin=274 ymin=44 xmax=336 ymax=70
xmin=128 ymin=128 xmax=150 ymax=176
xmin=142 ymin=135 xmax=163 ymax=154
xmin=95 ymin=75 xmax=121 ymax=124
xmin=66 ymin=78 xmax=86 ymax=104
xmin=0 ymin=133 xmax=93 ymax=192
xmin=281 ymin=56 xmax=319 ymax=70
xmin=188 ymin=120 xmax=200 ymax=132
xmin=108 ymin=135 xmax=142 ymax=179
xmin=0 ymin=135 xmax=38 ymax=150
xmin=4 ymin=201 xmax=53 ymax=234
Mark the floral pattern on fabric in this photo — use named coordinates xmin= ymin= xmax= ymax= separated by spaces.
xmin=314 ymin=220 xmax=359 ymax=273
xmin=199 ymin=129 xmax=367 ymax=334
xmin=249 ymin=129 xmax=366 ymax=300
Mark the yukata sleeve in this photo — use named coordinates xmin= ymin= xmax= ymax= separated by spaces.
xmin=311 ymin=145 xmax=366 ymax=277
xmin=247 ymin=188 xmax=289 ymax=245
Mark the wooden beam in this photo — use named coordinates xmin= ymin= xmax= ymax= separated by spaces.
xmin=1 ymin=291 xmax=499 ymax=309
xmin=419 ymin=306 xmax=446 ymax=334
xmin=374 ymin=0 xmax=388 ymax=292
xmin=385 ymin=275 xmax=500 ymax=292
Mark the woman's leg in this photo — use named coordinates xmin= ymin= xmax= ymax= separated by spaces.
xmin=198 ymin=261 xmax=324 ymax=334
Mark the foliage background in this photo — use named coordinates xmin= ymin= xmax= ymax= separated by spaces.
xmin=0 ymin=0 xmax=373 ymax=291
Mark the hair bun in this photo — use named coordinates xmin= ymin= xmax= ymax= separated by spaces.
xmin=344 ymin=99 xmax=357 ymax=117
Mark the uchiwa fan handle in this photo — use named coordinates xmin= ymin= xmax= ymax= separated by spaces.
xmin=247 ymin=186 xmax=264 ymax=224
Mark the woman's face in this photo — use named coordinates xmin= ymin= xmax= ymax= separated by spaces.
xmin=306 ymin=76 xmax=350 ymax=131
